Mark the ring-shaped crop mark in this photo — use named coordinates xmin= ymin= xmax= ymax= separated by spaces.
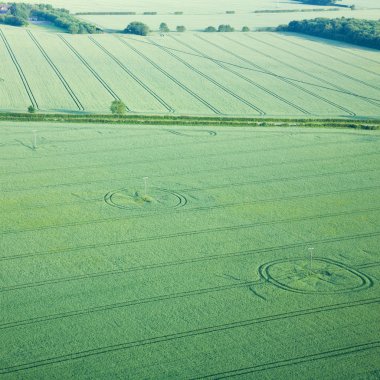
xmin=258 ymin=257 xmax=373 ymax=294
xmin=104 ymin=187 xmax=187 ymax=210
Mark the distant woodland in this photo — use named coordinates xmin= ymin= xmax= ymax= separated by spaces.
xmin=0 ymin=3 xmax=100 ymax=33
xmin=279 ymin=18 xmax=380 ymax=49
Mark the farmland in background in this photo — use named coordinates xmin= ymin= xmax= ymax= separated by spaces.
xmin=25 ymin=0 xmax=380 ymax=14
xmin=1 ymin=28 xmax=380 ymax=117
xmin=79 ymin=9 xmax=380 ymax=32
xmin=0 ymin=122 xmax=379 ymax=378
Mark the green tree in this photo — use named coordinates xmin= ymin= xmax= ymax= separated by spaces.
xmin=27 ymin=105 xmax=36 ymax=113
xmin=242 ymin=26 xmax=250 ymax=32
xmin=218 ymin=24 xmax=234 ymax=32
xmin=176 ymin=25 xmax=186 ymax=32
xmin=204 ymin=26 xmax=216 ymax=32
xmin=110 ymin=100 xmax=126 ymax=115
xmin=159 ymin=22 xmax=170 ymax=32
xmin=124 ymin=21 xmax=150 ymax=36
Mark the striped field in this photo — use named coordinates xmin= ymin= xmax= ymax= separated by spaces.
xmin=1 ymin=27 xmax=380 ymax=117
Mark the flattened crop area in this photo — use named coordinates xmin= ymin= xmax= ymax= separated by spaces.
xmin=0 ymin=123 xmax=379 ymax=379
xmin=1 ymin=28 xmax=380 ymax=117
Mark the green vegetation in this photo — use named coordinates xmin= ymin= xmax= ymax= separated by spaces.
xmin=242 ymin=26 xmax=250 ymax=32
xmin=176 ymin=25 xmax=186 ymax=32
xmin=279 ymin=18 xmax=380 ymax=49
xmin=159 ymin=22 xmax=170 ymax=33
xmin=0 ymin=29 xmax=379 ymax=117
xmin=0 ymin=112 xmax=378 ymax=130
xmin=110 ymin=100 xmax=126 ymax=115
xmin=0 ymin=3 xmax=100 ymax=33
xmin=1 ymin=121 xmax=379 ymax=378
xmin=123 ymin=21 xmax=150 ymax=35
xmin=218 ymin=24 xmax=235 ymax=32
xmin=204 ymin=25 xmax=217 ymax=32
xmin=27 ymin=105 xmax=36 ymax=113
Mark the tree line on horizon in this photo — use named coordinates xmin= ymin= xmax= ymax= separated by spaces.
xmin=278 ymin=17 xmax=380 ymax=49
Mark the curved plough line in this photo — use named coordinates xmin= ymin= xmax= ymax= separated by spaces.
xmin=1 ymin=208 xmax=380 ymax=294
xmin=165 ymin=129 xmax=217 ymax=137
xmin=259 ymin=257 xmax=373 ymax=294
xmin=0 ymin=29 xmax=38 ymax=109
xmin=27 ymin=30 xmax=84 ymax=111
xmin=89 ymin=37 xmax=174 ymax=113
xmin=244 ymin=34 xmax=380 ymax=109
xmin=104 ymin=187 xmax=187 ymax=210
xmin=0 ymin=298 xmax=378 ymax=374
xmin=116 ymin=36 xmax=222 ymax=114
xmin=147 ymin=36 xmax=266 ymax=116
xmin=220 ymin=35 xmax=356 ymax=117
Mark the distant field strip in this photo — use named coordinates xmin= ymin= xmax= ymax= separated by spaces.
xmin=0 ymin=29 xmax=380 ymax=117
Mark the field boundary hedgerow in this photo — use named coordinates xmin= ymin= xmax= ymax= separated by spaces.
xmin=0 ymin=112 xmax=379 ymax=129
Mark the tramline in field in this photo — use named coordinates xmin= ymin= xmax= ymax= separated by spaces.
xmin=0 ymin=122 xmax=379 ymax=378
xmin=0 ymin=27 xmax=380 ymax=117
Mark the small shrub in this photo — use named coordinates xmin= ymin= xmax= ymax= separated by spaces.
xmin=242 ymin=26 xmax=250 ymax=32
xmin=176 ymin=25 xmax=186 ymax=32
xmin=226 ymin=10 xmax=235 ymax=14
xmin=159 ymin=22 xmax=170 ymax=32
xmin=27 ymin=105 xmax=36 ymax=113
xmin=143 ymin=11 xmax=157 ymax=15
xmin=218 ymin=24 xmax=234 ymax=32
xmin=110 ymin=100 xmax=126 ymax=115
xmin=204 ymin=26 xmax=216 ymax=32
xmin=174 ymin=11 xmax=183 ymax=15
xmin=124 ymin=21 xmax=150 ymax=36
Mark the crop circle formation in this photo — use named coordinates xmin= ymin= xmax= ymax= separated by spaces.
xmin=259 ymin=258 xmax=372 ymax=294
xmin=104 ymin=187 xmax=187 ymax=210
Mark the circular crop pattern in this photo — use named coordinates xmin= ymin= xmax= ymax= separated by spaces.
xmin=259 ymin=258 xmax=372 ymax=294
xmin=104 ymin=187 xmax=187 ymax=210
xmin=166 ymin=129 xmax=217 ymax=137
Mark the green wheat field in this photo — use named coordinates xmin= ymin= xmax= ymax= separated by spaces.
xmin=1 ymin=122 xmax=379 ymax=378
